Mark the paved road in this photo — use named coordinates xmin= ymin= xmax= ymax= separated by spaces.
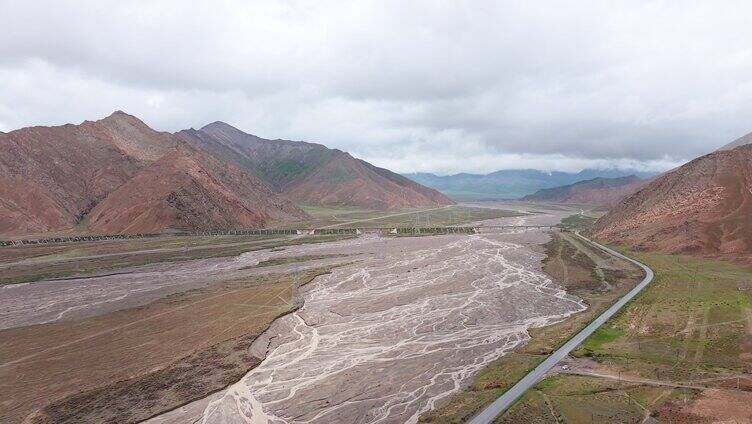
xmin=467 ymin=232 xmax=655 ymax=424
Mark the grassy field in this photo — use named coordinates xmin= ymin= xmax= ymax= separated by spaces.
xmin=420 ymin=230 xmax=644 ymax=423
xmin=0 ymin=266 xmax=343 ymax=424
xmin=488 ymin=250 xmax=752 ymax=423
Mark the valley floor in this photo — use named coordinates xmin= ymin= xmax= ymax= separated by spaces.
xmin=5 ymin=203 xmax=696 ymax=424
xmin=0 ymin=205 xmax=544 ymax=424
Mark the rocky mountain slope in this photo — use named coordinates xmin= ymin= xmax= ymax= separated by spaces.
xmin=521 ymin=175 xmax=649 ymax=206
xmin=0 ymin=112 xmax=305 ymax=235
xmin=594 ymin=144 xmax=752 ymax=255
xmin=178 ymin=122 xmax=452 ymax=209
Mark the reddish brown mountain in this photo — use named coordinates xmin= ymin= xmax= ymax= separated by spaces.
xmin=0 ymin=112 xmax=305 ymax=236
xmin=521 ymin=175 xmax=650 ymax=206
xmin=0 ymin=113 xmax=147 ymax=235
xmin=594 ymin=144 xmax=752 ymax=255
xmin=87 ymin=145 xmax=304 ymax=233
xmin=177 ymin=122 xmax=453 ymax=209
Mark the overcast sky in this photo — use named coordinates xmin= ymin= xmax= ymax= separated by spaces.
xmin=2 ymin=1 xmax=752 ymax=174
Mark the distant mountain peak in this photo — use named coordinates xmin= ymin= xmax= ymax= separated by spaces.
xmin=198 ymin=121 xmax=269 ymax=147
xmin=200 ymin=121 xmax=239 ymax=132
xmin=200 ymin=121 xmax=260 ymax=138
xmin=100 ymin=110 xmax=141 ymax=123
xmin=93 ymin=111 xmax=179 ymax=161
xmin=404 ymin=168 xmax=656 ymax=201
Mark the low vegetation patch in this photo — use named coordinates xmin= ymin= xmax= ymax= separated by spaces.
xmin=579 ymin=325 xmax=624 ymax=354
xmin=558 ymin=213 xmax=597 ymax=232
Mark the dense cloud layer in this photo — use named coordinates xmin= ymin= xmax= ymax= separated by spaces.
xmin=2 ymin=0 xmax=752 ymax=174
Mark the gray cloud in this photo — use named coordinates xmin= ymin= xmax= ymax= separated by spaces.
xmin=2 ymin=0 xmax=752 ymax=174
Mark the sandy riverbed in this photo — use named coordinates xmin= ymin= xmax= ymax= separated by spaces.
xmin=148 ymin=203 xmax=587 ymax=424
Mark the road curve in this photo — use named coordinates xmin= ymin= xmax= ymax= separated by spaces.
xmin=467 ymin=232 xmax=654 ymax=424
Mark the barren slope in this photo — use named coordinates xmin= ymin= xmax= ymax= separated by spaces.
xmin=594 ymin=144 xmax=752 ymax=255
xmin=87 ymin=146 xmax=306 ymax=234
xmin=178 ymin=123 xmax=333 ymax=191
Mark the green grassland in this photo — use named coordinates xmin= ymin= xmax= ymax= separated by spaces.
xmin=494 ymin=251 xmax=752 ymax=423
xmin=353 ymin=206 xmax=522 ymax=228
xmin=499 ymin=373 xmax=689 ymax=424
xmin=572 ymin=251 xmax=752 ymax=379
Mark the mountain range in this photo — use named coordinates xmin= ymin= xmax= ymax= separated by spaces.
xmin=521 ymin=175 xmax=650 ymax=206
xmin=0 ymin=112 xmax=451 ymax=236
xmin=405 ymin=169 xmax=657 ymax=200
xmin=177 ymin=122 xmax=451 ymax=209
xmin=7 ymin=109 xmax=750 ymax=258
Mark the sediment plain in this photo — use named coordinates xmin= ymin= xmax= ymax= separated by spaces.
xmin=149 ymin=203 xmax=588 ymax=424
